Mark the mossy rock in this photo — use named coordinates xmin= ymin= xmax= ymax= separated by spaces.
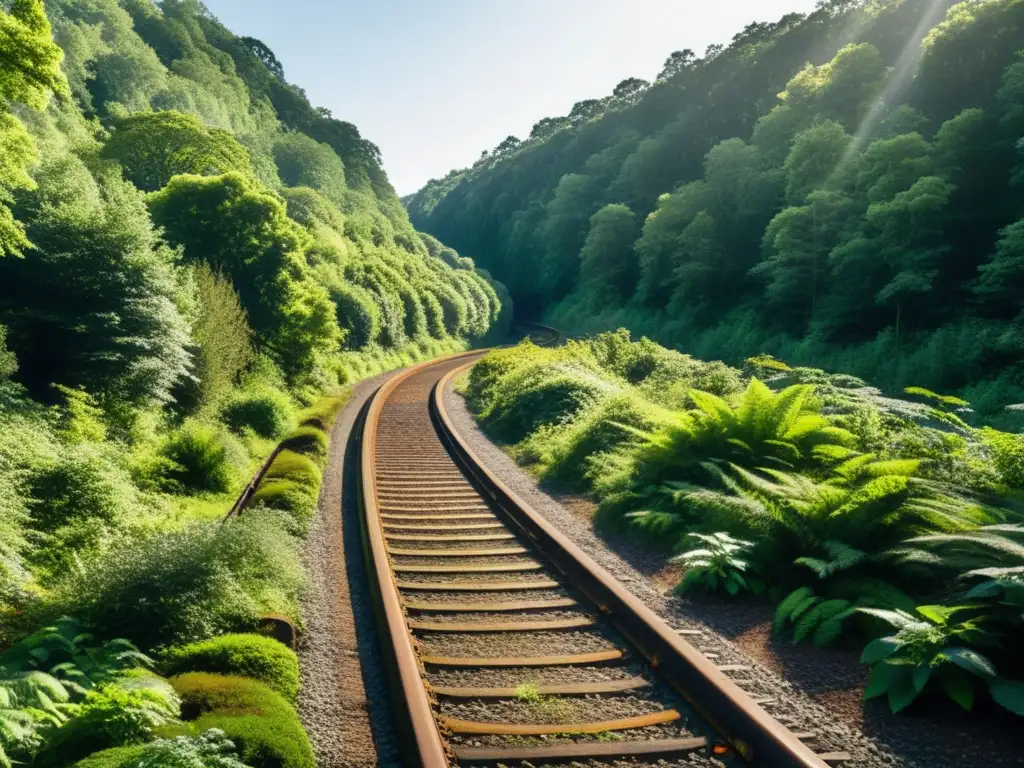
xmin=162 ymin=634 xmax=300 ymax=701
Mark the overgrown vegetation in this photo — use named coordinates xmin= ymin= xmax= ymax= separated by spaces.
xmin=0 ymin=1 xmax=508 ymax=764
xmin=411 ymin=0 xmax=1024 ymax=428
xmin=468 ymin=331 xmax=1024 ymax=716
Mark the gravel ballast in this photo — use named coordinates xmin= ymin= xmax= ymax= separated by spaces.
xmin=297 ymin=373 xmax=403 ymax=768
xmin=444 ymin=381 xmax=1023 ymax=768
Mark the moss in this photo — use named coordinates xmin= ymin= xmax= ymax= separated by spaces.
xmin=71 ymin=745 xmax=147 ymax=768
xmin=298 ymin=394 xmax=349 ymax=432
xmin=264 ymin=450 xmax=321 ymax=490
xmin=170 ymin=673 xmax=314 ymax=768
xmin=277 ymin=427 xmax=328 ymax=465
xmin=162 ymin=634 xmax=300 ymax=701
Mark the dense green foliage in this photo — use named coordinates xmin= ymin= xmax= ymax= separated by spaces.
xmin=0 ymin=1 xmax=510 ymax=761
xmin=169 ymin=674 xmax=314 ymax=768
xmin=411 ymin=0 xmax=1024 ymax=425
xmin=161 ymin=635 xmax=299 ymax=702
xmin=468 ymin=332 xmax=1024 ymax=715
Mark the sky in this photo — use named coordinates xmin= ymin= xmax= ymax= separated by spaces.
xmin=202 ymin=0 xmax=822 ymax=196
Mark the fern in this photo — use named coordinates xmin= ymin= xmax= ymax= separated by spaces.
xmin=774 ymin=587 xmax=814 ymax=634
xmin=814 ymin=606 xmax=858 ymax=647
xmin=794 ymin=599 xmax=853 ymax=644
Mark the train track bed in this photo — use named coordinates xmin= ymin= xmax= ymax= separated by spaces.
xmin=359 ymin=356 xmax=853 ymax=768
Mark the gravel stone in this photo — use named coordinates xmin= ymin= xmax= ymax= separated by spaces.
xmin=445 ymin=382 xmax=1023 ymax=768
xmin=297 ymin=373 xmax=403 ymax=768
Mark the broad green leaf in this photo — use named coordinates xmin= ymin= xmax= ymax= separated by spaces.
xmin=940 ymin=667 xmax=975 ymax=711
xmin=861 ymin=637 xmax=901 ymax=665
xmin=988 ymin=679 xmax=1024 ymax=716
xmin=942 ymin=647 xmax=996 ymax=680
xmin=912 ymin=665 xmax=932 ymax=693
xmin=865 ymin=662 xmax=899 ymax=700
xmin=887 ymin=668 xmax=920 ymax=713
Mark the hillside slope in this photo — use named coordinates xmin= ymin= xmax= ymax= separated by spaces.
xmin=407 ymin=0 xmax=1024 ymax=425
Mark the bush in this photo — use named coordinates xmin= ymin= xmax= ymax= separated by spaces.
xmin=221 ymin=389 xmax=294 ymax=439
xmin=481 ymin=366 xmax=616 ymax=443
xmin=74 ymin=730 xmax=248 ymax=768
xmin=49 ymin=511 xmax=304 ymax=649
xmin=981 ymin=428 xmax=1024 ymax=490
xmin=162 ymin=635 xmax=300 ymax=702
xmin=297 ymin=394 xmax=348 ymax=432
xmin=330 ymin=283 xmax=380 ymax=351
xmin=35 ymin=681 xmax=180 ymax=766
xmin=171 ymin=674 xmax=314 ymax=768
xmin=277 ymin=427 xmax=328 ymax=465
xmin=251 ymin=481 xmax=317 ymax=536
xmin=157 ymin=422 xmax=248 ymax=493
xmin=264 ymin=450 xmax=321 ymax=490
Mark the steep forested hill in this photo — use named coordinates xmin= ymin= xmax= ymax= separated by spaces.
xmin=408 ymin=0 xmax=1024 ymax=425
xmin=2 ymin=0 xmax=508 ymax=413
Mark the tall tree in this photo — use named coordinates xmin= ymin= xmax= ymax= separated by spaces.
xmin=578 ymin=203 xmax=638 ymax=306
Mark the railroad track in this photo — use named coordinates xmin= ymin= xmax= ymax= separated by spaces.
xmin=357 ymin=352 xmax=849 ymax=767
xmin=515 ymin=321 xmax=566 ymax=347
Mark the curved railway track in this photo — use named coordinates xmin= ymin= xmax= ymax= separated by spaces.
xmin=357 ymin=343 xmax=849 ymax=767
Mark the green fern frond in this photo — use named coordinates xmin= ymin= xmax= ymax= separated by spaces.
xmin=689 ymin=389 xmax=737 ymax=429
xmin=794 ymin=599 xmax=852 ymax=644
xmin=813 ymin=606 xmax=857 ymax=647
xmin=774 ymin=587 xmax=814 ymax=634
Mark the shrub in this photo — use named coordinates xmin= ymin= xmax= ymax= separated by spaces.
xmin=980 ymin=428 xmax=1024 ymax=490
xmin=481 ymin=365 xmax=616 ymax=443
xmin=536 ymin=393 xmax=674 ymax=490
xmin=75 ymin=730 xmax=247 ymax=768
xmin=158 ymin=422 xmax=248 ymax=493
xmin=331 ymin=283 xmax=380 ymax=351
xmin=49 ymin=511 xmax=304 ymax=649
xmin=162 ymin=635 xmax=299 ymax=701
xmin=264 ymin=450 xmax=321 ymax=490
xmin=171 ymin=674 xmax=314 ymax=768
xmin=35 ymin=681 xmax=180 ymax=766
xmin=251 ymin=481 xmax=317 ymax=536
xmin=277 ymin=427 xmax=328 ymax=465
xmin=297 ymin=394 xmax=348 ymax=432
xmin=221 ymin=389 xmax=294 ymax=439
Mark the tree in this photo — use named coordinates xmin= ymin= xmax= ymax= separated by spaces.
xmin=272 ymin=132 xmax=347 ymax=206
xmin=636 ymin=181 xmax=711 ymax=305
xmin=659 ymin=49 xmax=695 ymax=80
xmin=867 ymin=176 xmax=954 ymax=344
xmin=612 ymin=78 xmax=650 ymax=103
xmin=0 ymin=157 xmax=192 ymax=407
xmin=568 ymin=99 xmax=605 ymax=126
xmin=239 ymin=36 xmax=284 ymax=80
xmin=0 ymin=0 xmax=67 ymax=109
xmin=148 ymin=173 xmax=340 ymax=375
xmin=974 ymin=220 xmax=1024 ymax=317
xmin=670 ymin=211 xmax=723 ymax=312
xmin=783 ymin=121 xmax=852 ymax=204
xmin=530 ymin=117 xmax=569 ymax=140
xmin=578 ymin=204 xmax=637 ymax=306
xmin=539 ymin=173 xmax=599 ymax=302
xmin=0 ymin=0 xmax=67 ymax=257
xmin=101 ymin=111 xmax=256 ymax=192
xmin=493 ymin=135 xmax=521 ymax=156
xmin=855 ymin=133 xmax=932 ymax=203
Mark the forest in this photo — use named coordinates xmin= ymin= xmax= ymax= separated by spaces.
xmin=0 ymin=1 xmax=506 ymax=766
xmin=408 ymin=0 xmax=1024 ymax=427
